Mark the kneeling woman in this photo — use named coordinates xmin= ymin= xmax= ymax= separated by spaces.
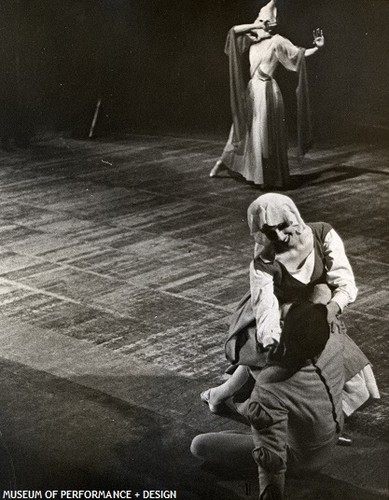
xmin=201 ymin=193 xmax=380 ymax=416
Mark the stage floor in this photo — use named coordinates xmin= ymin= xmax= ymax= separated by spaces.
xmin=0 ymin=133 xmax=388 ymax=498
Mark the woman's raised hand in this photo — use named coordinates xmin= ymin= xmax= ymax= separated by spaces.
xmin=247 ymin=29 xmax=261 ymax=42
xmin=313 ymin=28 xmax=325 ymax=48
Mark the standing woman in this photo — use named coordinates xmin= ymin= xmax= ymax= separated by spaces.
xmin=209 ymin=0 xmax=323 ymax=188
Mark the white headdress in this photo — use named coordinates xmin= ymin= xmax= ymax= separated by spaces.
xmin=247 ymin=193 xmax=306 ymax=256
xmin=258 ymin=0 xmax=277 ymax=24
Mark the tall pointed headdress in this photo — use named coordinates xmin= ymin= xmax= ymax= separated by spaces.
xmin=258 ymin=0 xmax=277 ymax=24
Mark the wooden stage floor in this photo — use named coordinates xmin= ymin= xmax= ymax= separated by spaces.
xmin=0 ymin=133 xmax=387 ymax=499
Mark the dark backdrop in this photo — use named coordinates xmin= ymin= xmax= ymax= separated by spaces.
xmin=1 ymin=0 xmax=388 ymax=142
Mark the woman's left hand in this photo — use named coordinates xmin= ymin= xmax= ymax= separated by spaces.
xmin=313 ymin=28 xmax=325 ymax=48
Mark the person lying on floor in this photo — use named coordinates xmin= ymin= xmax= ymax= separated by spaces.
xmin=192 ymin=302 xmax=345 ymax=500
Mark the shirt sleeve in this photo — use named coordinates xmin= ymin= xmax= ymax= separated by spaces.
xmin=323 ymin=229 xmax=358 ymax=311
xmin=274 ymin=35 xmax=302 ymax=72
xmin=250 ymin=260 xmax=281 ymax=347
xmin=248 ymin=387 xmax=288 ymax=497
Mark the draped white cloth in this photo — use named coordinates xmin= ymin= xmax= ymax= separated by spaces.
xmin=221 ymin=35 xmax=301 ymax=186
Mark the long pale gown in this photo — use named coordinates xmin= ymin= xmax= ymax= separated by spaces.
xmin=220 ymin=34 xmax=302 ymax=187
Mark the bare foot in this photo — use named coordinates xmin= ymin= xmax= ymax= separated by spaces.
xmin=209 ymin=160 xmax=228 ymax=178
xmin=200 ymin=388 xmax=223 ymax=414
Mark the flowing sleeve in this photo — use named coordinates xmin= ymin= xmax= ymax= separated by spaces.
xmin=274 ymin=34 xmax=303 ymax=72
xmin=224 ymin=28 xmax=253 ymax=148
xmin=250 ymin=260 xmax=281 ymax=347
xmin=323 ymin=229 xmax=358 ymax=311
xmin=224 ymin=28 xmax=252 ymax=56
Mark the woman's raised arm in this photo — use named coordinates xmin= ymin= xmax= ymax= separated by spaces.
xmin=232 ymin=22 xmax=262 ymax=34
